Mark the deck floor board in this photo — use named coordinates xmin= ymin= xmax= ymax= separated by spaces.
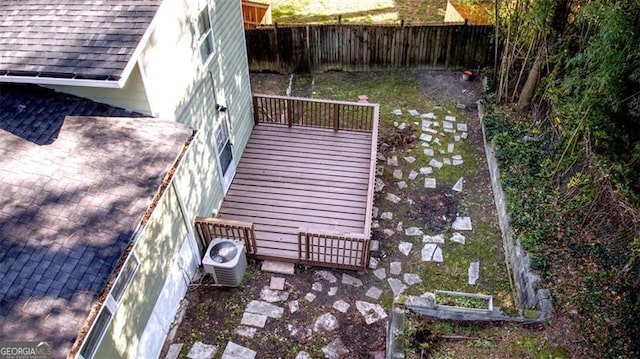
xmin=220 ymin=123 xmax=373 ymax=259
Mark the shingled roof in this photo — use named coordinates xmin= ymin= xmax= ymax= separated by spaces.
xmin=0 ymin=84 xmax=193 ymax=357
xmin=0 ymin=1 xmax=162 ymax=82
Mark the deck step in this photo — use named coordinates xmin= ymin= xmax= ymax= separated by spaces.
xmin=261 ymin=260 xmax=295 ymax=275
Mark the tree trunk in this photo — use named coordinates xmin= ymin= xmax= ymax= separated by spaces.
xmin=516 ymin=41 xmax=546 ymax=113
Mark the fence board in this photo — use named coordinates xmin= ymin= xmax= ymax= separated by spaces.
xmin=248 ymin=24 xmax=493 ymax=73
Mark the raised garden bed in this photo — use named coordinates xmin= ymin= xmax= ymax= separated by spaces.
xmin=435 ymin=290 xmax=493 ymax=313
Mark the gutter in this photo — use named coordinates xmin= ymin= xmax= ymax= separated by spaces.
xmin=0 ymin=0 xmax=168 ymax=90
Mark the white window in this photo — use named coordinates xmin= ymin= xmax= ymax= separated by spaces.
xmin=79 ymin=253 xmax=139 ymax=358
xmin=196 ymin=6 xmax=215 ymax=64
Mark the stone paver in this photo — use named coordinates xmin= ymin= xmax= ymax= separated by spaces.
xmin=313 ymin=313 xmax=339 ymax=333
xmin=443 ymin=158 xmax=451 ymax=165
xmin=260 ymin=286 xmax=290 ymax=302
xmin=420 ymin=133 xmax=433 ymax=142
xmin=405 ymin=227 xmax=423 ymax=236
xmin=373 ymin=268 xmax=386 ymax=280
xmin=398 ymin=241 xmax=412 ymax=256
xmin=461 ymin=132 xmax=469 ymax=139
xmin=447 ymin=143 xmax=454 ymax=153
xmin=424 ymin=148 xmax=434 ymax=156
xmin=235 ymin=325 xmax=257 ymax=338
xmin=453 ymin=158 xmax=464 ymax=166
xmin=314 ymin=271 xmax=338 ymax=283
xmin=386 ymin=193 xmax=401 ymax=203
xmin=429 ymin=159 xmax=443 ymax=169
xmin=445 ymin=115 xmax=456 ymax=122
xmin=408 ymin=109 xmax=420 ymax=116
xmin=397 ymin=181 xmax=408 ymax=189
xmin=469 ymin=262 xmax=480 ymax=285
xmin=328 ymin=287 xmax=338 ymax=296
xmin=246 ymin=300 xmax=284 ymax=319
xmin=312 ymin=282 xmax=323 ymax=292
xmin=387 ymin=155 xmax=398 ymax=166
xmin=305 ymin=293 xmax=317 ymax=302
xmin=383 ymin=228 xmax=395 ymax=237
xmin=262 ymin=261 xmax=295 ymax=275
xmin=380 ymin=212 xmax=393 ymax=220
xmin=396 ymin=221 xmax=403 ymax=232
xmin=452 ymin=217 xmax=473 ymax=230
xmin=452 ymin=177 xmax=464 ymax=192
xmin=269 ymin=277 xmax=285 ymax=290
xmin=424 ymin=177 xmax=436 ymax=188
xmin=450 ymin=232 xmax=466 ymax=245
xmin=365 ymin=286 xmax=383 ymax=300
xmin=423 ymin=234 xmax=445 ymax=243
xmin=403 ymin=273 xmax=422 ymax=285
xmin=387 ymin=278 xmax=407 ymax=296
xmin=420 ymin=167 xmax=433 ymax=175
xmin=289 ymin=300 xmax=299 ymax=314
xmin=322 ymin=338 xmax=349 ymax=359
xmin=443 ymin=121 xmax=454 ymax=130
xmin=240 ymin=312 xmax=267 ymax=328
xmin=393 ymin=169 xmax=402 ymax=179
xmin=166 ymin=344 xmax=183 ymax=359
xmin=333 ymin=300 xmax=350 ymax=313
xmin=342 ymin=273 xmax=363 ymax=287
xmin=375 ymin=178 xmax=385 ymax=192
xmin=221 ymin=342 xmax=256 ymax=359
xmin=369 ymin=257 xmax=379 ymax=269
xmin=457 ymin=123 xmax=468 ymax=131
xmin=295 ymin=352 xmax=312 ymax=359
xmin=408 ymin=170 xmax=418 ymax=180
xmin=404 ymin=156 xmax=416 ymax=163
xmin=392 ymin=109 xmax=402 ymax=115
xmin=432 ymin=247 xmax=443 ymax=262
xmin=390 ymin=261 xmax=402 ymax=275
xmin=421 ymin=243 xmax=437 ymax=261
xmin=355 ymin=301 xmax=388 ymax=324
xmin=187 ymin=342 xmax=217 ymax=359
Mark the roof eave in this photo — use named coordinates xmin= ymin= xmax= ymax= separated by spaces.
xmin=0 ymin=75 xmax=124 ymax=89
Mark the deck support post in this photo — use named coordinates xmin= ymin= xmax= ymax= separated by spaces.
xmin=333 ymin=103 xmax=340 ymax=131
xmin=286 ymin=99 xmax=293 ymax=127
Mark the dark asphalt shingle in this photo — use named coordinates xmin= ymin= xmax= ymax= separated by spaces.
xmin=0 ymin=84 xmax=193 ymax=357
xmin=0 ymin=1 xmax=162 ymax=80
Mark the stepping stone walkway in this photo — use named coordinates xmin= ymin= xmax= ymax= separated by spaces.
xmin=315 ymin=271 xmax=338 ymax=283
xmin=386 ymin=193 xmax=401 ymax=204
xmin=373 ymin=268 xmax=386 ymax=280
xmin=405 ymin=227 xmax=423 ymax=236
xmin=424 ymin=177 xmax=437 ymax=188
xmin=423 ymin=234 xmax=445 ymax=243
xmin=246 ymin=300 xmax=284 ymax=319
xmin=421 ymin=244 xmax=443 ymax=262
xmin=429 ymin=159 xmax=443 ymax=169
xmin=260 ymin=286 xmax=290 ymax=303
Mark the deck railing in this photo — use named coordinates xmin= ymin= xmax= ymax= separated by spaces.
xmin=194 ymin=217 xmax=257 ymax=258
xmin=298 ymin=230 xmax=371 ymax=270
xmin=253 ymin=94 xmax=377 ymax=132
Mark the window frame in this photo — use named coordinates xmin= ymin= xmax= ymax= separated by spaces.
xmin=78 ymin=251 xmax=139 ymax=359
xmin=196 ymin=5 xmax=216 ymax=65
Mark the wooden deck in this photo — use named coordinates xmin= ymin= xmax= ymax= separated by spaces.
xmin=219 ymin=123 xmax=373 ymax=261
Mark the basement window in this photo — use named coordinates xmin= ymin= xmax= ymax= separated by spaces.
xmin=197 ymin=5 xmax=216 ymax=64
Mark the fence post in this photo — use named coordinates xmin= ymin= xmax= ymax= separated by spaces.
xmin=333 ymin=103 xmax=340 ymax=131
xmin=286 ymin=98 xmax=293 ymax=127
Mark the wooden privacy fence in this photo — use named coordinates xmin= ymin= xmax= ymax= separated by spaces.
xmin=253 ymin=94 xmax=377 ymax=131
xmin=298 ymin=231 xmax=371 ymax=271
xmin=246 ymin=24 xmax=494 ymax=73
xmin=194 ymin=217 xmax=257 ymax=258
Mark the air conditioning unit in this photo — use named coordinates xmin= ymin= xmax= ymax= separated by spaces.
xmin=202 ymin=238 xmax=247 ymax=287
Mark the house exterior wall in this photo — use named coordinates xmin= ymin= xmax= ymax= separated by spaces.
xmin=45 ymin=63 xmax=153 ymax=115
xmin=139 ymin=0 xmax=254 ymax=221
xmin=91 ymin=183 xmax=195 ymax=358
xmin=73 ymin=1 xmax=254 ymax=357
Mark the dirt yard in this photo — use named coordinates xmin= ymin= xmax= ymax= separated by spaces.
xmin=161 ymin=70 xmax=584 ymax=359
